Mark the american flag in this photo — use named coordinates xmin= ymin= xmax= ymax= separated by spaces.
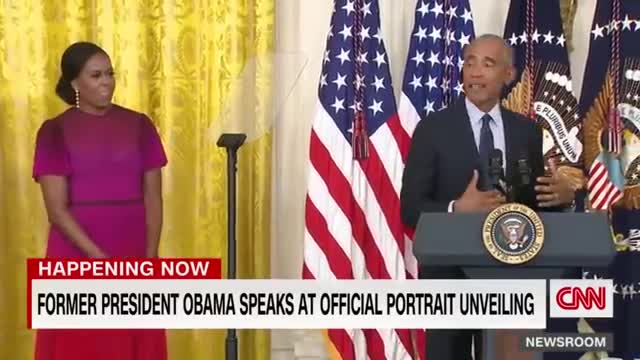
xmin=581 ymin=0 xmax=626 ymax=211
xmin=580 ymin=1 xmax=640 ymax=358
xmin=395 ymin=1 xmax=474 ymax=357
xmin=302 ymin=0 xmax=418 ymax=359
xmin=586 ymin=106 xmax=624 ymax=211
xmin=588 ymin=113 xmax=625 ymax=210
xmin=398 ymin=0 xmax=475 ymax=138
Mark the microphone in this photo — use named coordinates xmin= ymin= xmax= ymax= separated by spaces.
xmin=488 ymin=149 xmax=506 ymax=195
xmin=517 ymin=156 xmax=531 ymax=186
xmin=512 ymin=154 xmax=533 ymax=205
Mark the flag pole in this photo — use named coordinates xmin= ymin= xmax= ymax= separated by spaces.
xmin=217 ymin=133 xmax=247 ymax=360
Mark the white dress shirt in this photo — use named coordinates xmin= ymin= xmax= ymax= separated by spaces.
xmin=448 ymin=99 xmax=506 ymax=212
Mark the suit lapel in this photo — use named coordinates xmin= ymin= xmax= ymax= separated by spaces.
xmin=454 ymin=100 xmax=480 ymax=167
xmin=501 ymin=107 xmax=518 ymax=180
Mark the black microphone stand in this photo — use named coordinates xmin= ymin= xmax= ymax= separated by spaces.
xmin=488 ymin=150 xmax=508 ymax=198
xmin=514 ymin=158 xmax=532 ymax=205
xmin=216 ymin=133 xmax=247 ymax=360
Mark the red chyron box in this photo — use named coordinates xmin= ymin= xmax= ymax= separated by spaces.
xmin=549 ymin=279 xmax=614 ymax=318
xmin=26 ymin=258 xmax=222 ymax=329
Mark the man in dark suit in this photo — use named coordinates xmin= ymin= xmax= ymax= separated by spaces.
xmin=400 ymin=34 xmax=578 ymax=360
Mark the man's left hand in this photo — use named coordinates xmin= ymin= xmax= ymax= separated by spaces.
xmin=535 ymin=158 xmax=579 ymax=208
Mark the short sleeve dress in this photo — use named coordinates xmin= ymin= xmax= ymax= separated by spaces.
xmin=32 ymin=105 xmax=168 ymax=360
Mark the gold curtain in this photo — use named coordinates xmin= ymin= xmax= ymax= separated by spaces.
xmin=0 ymin=1 xmax=273 ymax=359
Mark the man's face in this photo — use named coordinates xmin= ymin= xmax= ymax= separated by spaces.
xmin=462 ymin=39 xmax=514 ymax=110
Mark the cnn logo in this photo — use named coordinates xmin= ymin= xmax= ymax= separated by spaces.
xmin=549 ymin=280 xmax=614 ymax=318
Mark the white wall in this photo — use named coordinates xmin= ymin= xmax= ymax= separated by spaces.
xmin=272 ymin=1 xmax=597 ymax=358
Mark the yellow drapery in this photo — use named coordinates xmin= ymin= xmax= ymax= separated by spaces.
xmin=0 ymin=1 xmax=272 ymax=359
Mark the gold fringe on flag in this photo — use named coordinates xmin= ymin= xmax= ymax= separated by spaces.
xmin=560 ymin=0 xmax=578 ymax=52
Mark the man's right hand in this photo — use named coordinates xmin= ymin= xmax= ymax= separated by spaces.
xmin=453 ymin=170 xmax=506 ymax=212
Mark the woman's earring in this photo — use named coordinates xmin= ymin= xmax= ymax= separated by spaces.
xmin=74 ymin=88 xmax=80 ymax=108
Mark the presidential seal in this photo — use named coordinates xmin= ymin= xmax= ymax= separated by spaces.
xmin=482 ymin=204 xmax=545 ymax=265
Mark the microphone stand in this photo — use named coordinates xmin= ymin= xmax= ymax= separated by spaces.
xmin=216 ymin=133 xmax=247 ymax=360
xmin=506 ymin=183 xmax=515 ymax=203
xmin=515 ymin=159 xmax=532 ymax=206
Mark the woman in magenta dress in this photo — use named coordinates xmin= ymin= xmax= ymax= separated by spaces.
xmin=32 ymin=42 xmax=168 ymax=360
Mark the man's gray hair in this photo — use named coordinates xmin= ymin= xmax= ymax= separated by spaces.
xmin=464 ymin=33 xmax=514 ymax=66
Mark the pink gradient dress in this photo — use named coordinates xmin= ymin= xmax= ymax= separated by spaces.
xmin=32 ymin=105 xmax=168 ymax=360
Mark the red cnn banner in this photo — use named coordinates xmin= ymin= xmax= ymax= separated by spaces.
xmin=27 ymin=258 xmax=222 ymax=328
xmin=549 ymin=279 xmax=613 ymax=318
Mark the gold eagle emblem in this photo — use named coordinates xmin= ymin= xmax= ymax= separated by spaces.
xmin=482 ymin=203 xmax=545 ymax=265
xmin=499 ymin=218 xmax=528 ymax=250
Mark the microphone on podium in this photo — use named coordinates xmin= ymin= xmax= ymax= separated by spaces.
xmin=517 ymin=157 xmax=531 ymax=186
xmin=488 ymin=149 xmax=508 ymax=197
xmin=512 ymin=154 xmax=533 ymax=205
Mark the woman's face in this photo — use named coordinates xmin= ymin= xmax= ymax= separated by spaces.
xmin=71 ymin=52 xmax=115 ymax=110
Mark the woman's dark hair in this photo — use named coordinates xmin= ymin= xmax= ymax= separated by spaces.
xmin=55 ymin=42 xmax=108 ymax=105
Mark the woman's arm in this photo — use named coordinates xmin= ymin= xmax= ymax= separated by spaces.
xmin=143 ymin=169 xmax=163 ymax=258
xmin=39 ymin=175 xmax=106 ymax=258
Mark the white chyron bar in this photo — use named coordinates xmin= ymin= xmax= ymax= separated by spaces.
xmin=30 ymin=279 xmax=547 ymax=330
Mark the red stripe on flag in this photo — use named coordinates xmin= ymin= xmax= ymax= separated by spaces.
xmin=302 ymin=263 xmax=314 ymax=280
xmin=593 ymin=182 xmax=614 ymax=209
xmin=603 ymin=186 xmax=622 ymax=208
xmin=309 ymin=129 xmax=417 ymax=357
xmin=404 ymin=227 xmax=415 ymax=239
xmin=591 ymin=178 xmax=612 ymax=206
xmin=415 ymin=329 xmax=426 ymax=360
xmin=587 ymin=163 xmax=605 ymax=187
xmin=308 ymin=130 xmax=397 ymax=358
xmin=363 ymin=329 xmax=389 ymax=360
xmin=303 ymin=269 xmax=357 ymax=360
xmin=595 ymin=184 xmax=622 ymax=210
xmin=328 ymin=329 xmax=356 ymax=360
xmin=359 ymin=135 xmax=416 ymax=358
xmin=309 ymin=130 xmax=391 ymax=279
xmin=359 ymin=142 xmax=404 ymax=262
xmin=587 ymin=164 xmax=605 ymax=191
xmin=395 ymin=329 xmax=417 ymax=360
xmin=386 ymin=114 xmax=412 ymax=160
xmin=305 ymin=196 xmax=354 ymax=279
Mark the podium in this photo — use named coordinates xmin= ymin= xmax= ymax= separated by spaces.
xmin=413 ymin=210 xmax=616 ymax=360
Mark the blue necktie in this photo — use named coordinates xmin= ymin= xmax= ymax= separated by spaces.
xmin=479 ymin=114 xmax=494 ymax=190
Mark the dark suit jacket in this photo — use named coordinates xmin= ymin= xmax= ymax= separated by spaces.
xmin=400 ymin=99 xmax=549 ymax=228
